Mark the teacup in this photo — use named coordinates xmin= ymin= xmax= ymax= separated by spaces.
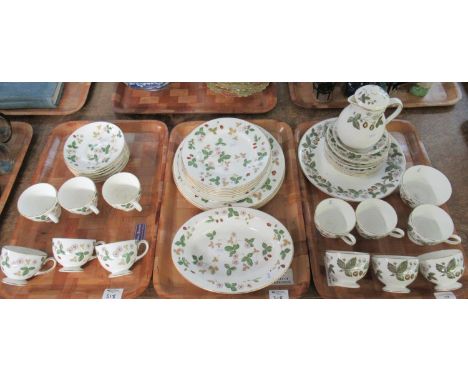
xmin=314 ymin=198 xmax=356 ymax=245
xmin=419 ymin=249 xmax=464 ymax=291
xmin=95 ymin=239 xmax=149 ymax=278
xmin=400 ymin=165 xmax=452 ymax=208
xmin=408 ymin=204 xmax=461 ymax=246
xmin=102 ymin=172 xmax=142 ymax=212
xmin=17 ymin=183 xmax=61 ymax=223
xmin=356 ymin=199 xmax=404 ymax=240
xmin=58 ymin=177 xmax=99 ymax=215
xmin=52 ymin=238 xmax=105 ymax=272
xmin=372 ymin=255 xmax=419 ymax=293
xmin=325 ymin=250 xmax=370 ymax=288
xmin=0 ymin=246 xmax=56 ymax=286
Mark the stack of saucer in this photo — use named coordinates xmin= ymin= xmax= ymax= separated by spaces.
xmin=63 ymin=121 xmax=129 ymax=182
xmin=324 ymin=121 xmax=390 ymax=176
xmin=173 ymin=118 xmax=285 ymax=210
xmin=207 ymin=83 xmax=269 ymax=97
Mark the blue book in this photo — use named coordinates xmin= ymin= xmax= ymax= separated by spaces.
xmin=0 ymin=82 xmax=64 ymax=109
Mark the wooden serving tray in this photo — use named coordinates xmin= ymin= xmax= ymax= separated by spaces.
xmin=289 ymin=82 xmax=462 ymax=109
xmin=153 ymin=119 xmax=310 ymax=298
xmin=113 ymin=83 xmax=277 ymax=114
xmin=0 ymin=122 xmax=33 ymax=215
xmin=296 ymin=119 xmax=467 ymax=298
xmin=0 ymin=120 xmax=168 ymax=298
xmin=0 ymin=83 xmax=92 ymax=116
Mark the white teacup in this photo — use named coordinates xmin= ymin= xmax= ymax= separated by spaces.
xmin=400 ymin=165 xmax=452 ymax=208
xmin=52 ymin=238 xmax=105 ymax=272
xmin=58 ymin=177 xmax=99 ymax=215
xmin=314 ymin=198 xmax=356 ymax=245
xmin=372 ymin=255 xmax=419 ymax=293
xmin=17 ymin=183 xmax=61 ymax=223
xmin=419 ymin=249 xmax=464 ymax=292
xmin=102 ymin=172 xmax=142 ymax=212
xmin=0 ymin=246 xmax=56 ymax=286
xmin=95 ymin=239 xmax=149 ymax=278
xmin=325 ymin=250 xmax=370 ymax=288
xmin=356 ymin=199 xmax=404 ymax=240
xmin=408 ymin=204 xmax=461 ymax=246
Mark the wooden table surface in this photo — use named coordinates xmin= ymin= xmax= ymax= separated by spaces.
xmin=1 ymin=82 xmax=467 ymax=298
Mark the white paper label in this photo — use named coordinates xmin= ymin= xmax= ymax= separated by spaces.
xmin=273 ymin=269 xmax=294 ymax=285
xmin=434 ymin=291 xmax=456 ymax=299
xmin=269 ymin=290 xmax=289 ymax=299
xmin=102 ymin=288 xmax=124 ymax=299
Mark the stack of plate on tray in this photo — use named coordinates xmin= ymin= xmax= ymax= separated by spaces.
xmin=324 ymin=121 xmax=390 ymax=176
xmin=206 ymin=83 xmax=269 ymax=97
xmin=173 ymin=118 xmax=285 ymax=210
xmin=63 ymin=121 xmax=129 ymax=182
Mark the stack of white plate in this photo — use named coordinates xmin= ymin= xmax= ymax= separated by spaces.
xmin=173 ymin=118 xmax=285 ymax=210
xmin=63 ymin=121 xmax=129 ymax=182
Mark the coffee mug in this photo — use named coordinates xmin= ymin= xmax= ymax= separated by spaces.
xmin=0 ymin=246 xmax=56 ymax=286
xmin=400 ymin=165 xmax=452 ymax=208
xmin=314 ymin=198 xmax=356 ymax=245
xmin=52 ymin=238 xmax=105 ymax=272
xmin=58 ymin=177 xmax=99 ymax=215
xmin=408 ymin=204 xmax=461 ymax=246
xmin=356 ymin=199 xmax=404 ymax=240
xmin=95 ymin=239 xmax=149 ymax=278
xmin=17 ymin=183 xmax=61 ymax=223
xmin=325 ymin=250 xmax=370 ymax=288
xmin=372 ymin=255 xmax=419 ymax=293
xmin=102 ymin=172 xmax=142 ymax=212
xmin=419 ymin=249 xmax=464 ymax=292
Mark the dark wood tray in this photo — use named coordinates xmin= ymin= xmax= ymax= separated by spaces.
xmin=153 ymin=119 xmax=310 ymax=298
xmin=113 ymin=83 xmax=277 ymax=114
xmin=295 ymin=119 xmax=467 ymax=298
xmin=0 ymin=83 xmax=92 ymax=116
xmin=0 ymin=122 xmax=33 ymax=215
xmin=289 ymin=82 xmax=462 ymax=109
xmin=0 ymin=120 xmax=168 ymax=298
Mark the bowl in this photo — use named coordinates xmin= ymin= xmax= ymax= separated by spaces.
xmin=372 ymin=255 xmax=418 ymax=293
xmin=419 ymin=249 xmax=464 ymax=292
xmin=325 ymin=250 xmax=370 ymax=288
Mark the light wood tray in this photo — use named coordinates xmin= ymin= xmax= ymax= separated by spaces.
xmin=153 ymin=119 xmax=310 ymax=298
xmin=0 ymin=122 xmax=33 ymax=215
xmin=0 ymin=120 xmax=168 ymax=298
xmin=289 ymin=82 xmax=462 ymax=109
xmin=295 ymin=119 xmax=467 ymax=298
xmin=113 ymin=83 xmax=277 ymax=114
xmin=0 ymin=83 xmax=92 ymax=116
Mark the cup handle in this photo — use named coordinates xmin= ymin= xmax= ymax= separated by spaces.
xmin=47 ymin=212 xmax=59 ymax=224
xmin=389 ymin=228 xmax=405 ymax=239
xmin=36 ymin=258 xmax=57 ymax=276
xmin=445 ymin=234 xmax=462 ymax=245
xmin=340 ymin=233 xmax=356 ymax=246
xmin=386 ymin=98 xmax=403 ymax=124
xmin=133 ymin=201 xmax=143 ymax=212
xmin=89 ymin=205 xmax=100 ymax=215
xmin=135 ymin=240 xmax=149 ymax=261
xmin=90 ymin=241 xmax=106 ymax=260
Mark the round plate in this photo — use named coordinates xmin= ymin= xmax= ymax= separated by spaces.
xmin=181 ymin=118 xmax=271 ymax=191
xmin=299 ymin=119 xmax=406 ymax=202
xmin=172 ymin=207 xmax=294 ymax=294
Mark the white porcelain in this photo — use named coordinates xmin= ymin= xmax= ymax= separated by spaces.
xmin=408 ymin=204 xmax=461 ymax=246
xmin=17 ymin=183 xmax=61 ymax=223
xmin=356 ymin=199 xmax=404 ymax=240
xmin=299 ymin=119 xmax=406 ymax=202
xmin=372 ymin=255 xmax=419 ymax=293
xmin=95 ymin=239 xmax=149 ymax=278
xmin=58 ymin=177 xmax=99 ymax=215
xmin=419 ymin=249 xmax=464 ymax=291
xmin=0 ymin=246 xmax=56 ymax=286
xmin=102 ymin=172 xmax=142 ymax=212
xmin=400 ymin=165 xmax=452 ymax=208
xmin=52 ymin=238 xmax=105 ymax=272
xmin=336 ymin=85 xmax=403 ymax=150
xmin=314 ymin=198 xmax=356 ymax=245
xmin=325 ymin=250 xmax=370 ymax=288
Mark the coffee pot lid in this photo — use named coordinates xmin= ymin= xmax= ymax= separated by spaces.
xmin=353 ymin=85 xmax=389 ymax=110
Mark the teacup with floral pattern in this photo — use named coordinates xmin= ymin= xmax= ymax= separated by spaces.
xmin=17 ymin=183 xmax=61 ymax=223
xmin=52 ymin=238 xmax=105 ymax=272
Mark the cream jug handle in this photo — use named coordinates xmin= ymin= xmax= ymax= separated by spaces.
xmin=385 ymin=98 xmax=403 ymax=125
